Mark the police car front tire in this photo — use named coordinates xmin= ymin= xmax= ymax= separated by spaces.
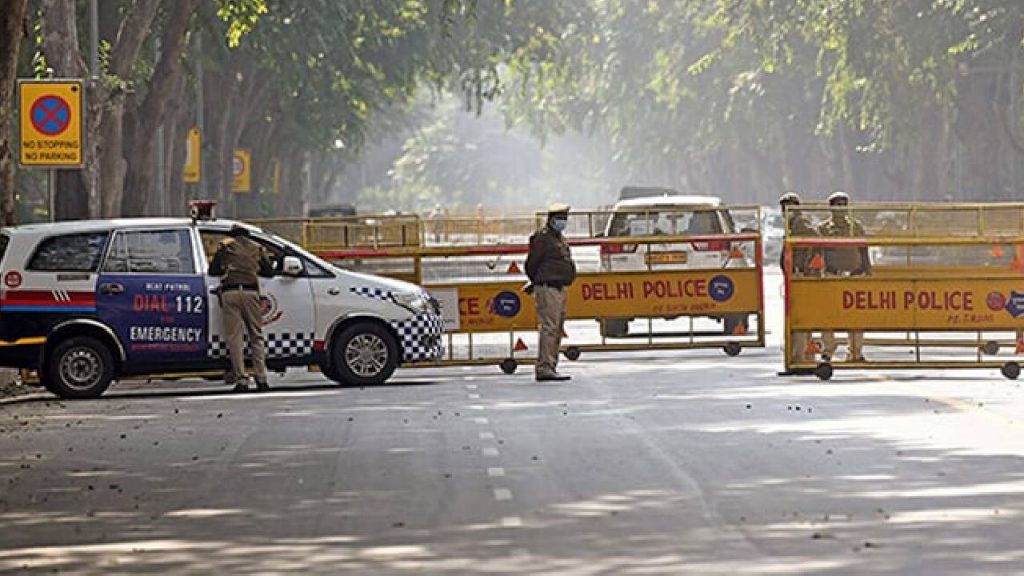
xmin=44 ymin=336 xmax=115 ymax=399
xmin=330 ymin=322 xmax=398 ymax=386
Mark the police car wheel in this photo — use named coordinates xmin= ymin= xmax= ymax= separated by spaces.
xmin=332 ymin=323 xmax=398 ymax=386
xmin=319 ymin=362 xmax=342 ymax=382
xmin=43 ymin=336 xmax=115 ymax=399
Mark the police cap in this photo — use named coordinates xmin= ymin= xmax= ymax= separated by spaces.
xmin=778 ymin=192 xmax=800 ymax=205
xmin=547 ymin=202 xmax=571 ymax=215
xmin=827 ymin=191 xmax=850 ymax=205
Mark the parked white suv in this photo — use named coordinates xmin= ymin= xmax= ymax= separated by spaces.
xmin=599 ymin=195 xmax=752 ymax=337
xmin=0 ymin=215 xmax=443 ymax=398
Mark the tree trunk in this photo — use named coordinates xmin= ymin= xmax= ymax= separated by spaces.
xmin=0 ymin=0 xmax=29 ymax=225
xmin=121 ymin=0 xmax=200 ymax=216
xmin=39 ymin=0 xmax=90 ymax=221
xmin=97 ymin=0 xmax=162 ymax=217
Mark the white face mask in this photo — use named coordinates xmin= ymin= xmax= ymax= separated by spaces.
xmin=551 ymin=217 xmax=567 ymax=232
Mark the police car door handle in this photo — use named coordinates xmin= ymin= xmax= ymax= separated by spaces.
xmin=328 ymin=287 xmax=341 ymax=295
xmin=99 ymin=282 xmax=125 ymax=295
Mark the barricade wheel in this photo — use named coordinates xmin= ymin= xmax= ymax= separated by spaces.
xmin=723 ymin=342 xmax=742 ymax=357
xmin=564 ymin=347 xmax=581 ymax=361
xmin=500 ymin=358 xmax=518 ymax=374
xmin=982 ymin=340 xmax=1000 ymax=355
xmin=814 ymin=362 xmax=833 ymax=381
xmin=1001 ymin=362 xmax=1020 ymax=380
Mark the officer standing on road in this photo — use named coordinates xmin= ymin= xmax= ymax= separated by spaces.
xmin=209 ymin=225 xmax=275 ymax=392
xmin=778 ymin=192 xmax=818 ymax=375
xmin=818 ymin=191 xmax=871 ymax=363
xmin=525 ymin=203 xmax=576 ymax=382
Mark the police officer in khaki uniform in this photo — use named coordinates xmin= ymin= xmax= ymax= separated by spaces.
xmin=525 ymin=203 xmax=576 ymax=381
xmin=209 ymin=225 xmax=275 ymax=392
xmin=778 ymin=192 xmax=818 ymax=375
xmin=818 ymin=191 xmax=871 ymax=362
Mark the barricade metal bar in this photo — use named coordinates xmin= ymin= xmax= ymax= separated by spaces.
xmin=276 ymin=206 xmax=766 ymax=374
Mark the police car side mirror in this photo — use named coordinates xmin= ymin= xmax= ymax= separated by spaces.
xmin=282 ymin=256 xmax=303 ymax=276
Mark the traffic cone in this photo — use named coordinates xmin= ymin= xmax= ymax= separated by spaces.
xmin=729 ymin=246 xmax=745 ymax=260
xmin=1016 ymin=338 xmax=1024 ymax=354
xmin=732 ymin=323 xmax=747 ymax=335
xmin=805 ymin=339 xmax=821 ymax=355
xmin=991 ymin=245 xmax=1005 ymax=258
xmin=507 ymin=261 xmax=522 ymax=274
xmin=514 ymin=338 xmax=528 ymax=352
xmin=808 ymin=254 xmax=825 ymax=271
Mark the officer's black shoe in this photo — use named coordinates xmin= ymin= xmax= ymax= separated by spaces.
xmin=536 ymin=372 xmax=571 ymax=382
xmin=254 ymin=380 xmax=270 ymax=392
xmin=232 ymin=381 xmax=249 ymax=393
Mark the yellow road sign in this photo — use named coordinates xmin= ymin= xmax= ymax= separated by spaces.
xmin=231 ymin=149 xmax=251 ymax=193
xmin=18 ymin=79 xmax=84 ymax=167
xmin=183 ymin=128 xmax=200 ymax=183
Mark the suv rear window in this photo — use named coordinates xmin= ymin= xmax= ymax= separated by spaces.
xmin=28 ymin=232 xmax=110 ymax=272
xmin=607 ymin=209 xmax=726 ymax=237
xmin=0 ymin=235 xmax=8 ymax=265
xmin=103 ymin=229 xmax=195 ymax=274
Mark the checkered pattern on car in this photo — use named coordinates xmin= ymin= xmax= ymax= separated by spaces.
xmin=208 ymin=332 xmax=315 ymax=359
xmin=350 ymin=286 xmax=392 ymax=302
xmin=390 ymin=313 xmax=445 ymax=362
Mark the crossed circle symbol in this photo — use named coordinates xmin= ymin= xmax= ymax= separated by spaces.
xmin=30 ymin=95 xmax=71 ymax=136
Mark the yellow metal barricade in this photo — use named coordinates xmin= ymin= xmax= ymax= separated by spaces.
xmin=784 ymin=202 xmax=1024 ymax=380
xmin=303 ymin=205 xmax=766 ymax=373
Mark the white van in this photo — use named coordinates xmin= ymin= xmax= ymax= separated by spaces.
xmin=0 ymin=214 xmax=444 ymax=398
xmin=599 ymin=195 xmax=751 ymax=337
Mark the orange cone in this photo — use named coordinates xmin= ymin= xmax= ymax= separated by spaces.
xmin=732 ymin=323 xmax=747 ymax=335
xmin=991 ymin=245 xmax=1005 ymax=258
xmin=1016 ymin=338 xmax=1024 ymax=354
xmin=507 ymin=261 xmax=522 ymax=274
xmin=514 ymin=338 xmax=528 ymax=352
xmin=808 ymin=254 xmax=825 ymax=271
xmin=805 ymin=339 xmax=821 ymax=355
xmin=729 ymin=246 xmax=744 ymax=260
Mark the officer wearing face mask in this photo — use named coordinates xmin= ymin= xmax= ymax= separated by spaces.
xmin=818 ymin=191 xmax=871 ymax=362
xmin=525 ymin=203 xmax=577 ymax=381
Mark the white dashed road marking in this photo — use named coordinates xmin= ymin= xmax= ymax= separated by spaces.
xmin=482 ymin=447 xmax=500 ymax=457
xmin=494 ymin=488 xmax=513 ymax=501
xmin=487 ymin=467 xmax=505 ymax=477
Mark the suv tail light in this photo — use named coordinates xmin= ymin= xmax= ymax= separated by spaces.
xmin=601 ymin=243 xmax=637 ymax=254
xmin=691 ymin=240 xmax=731 ymax=251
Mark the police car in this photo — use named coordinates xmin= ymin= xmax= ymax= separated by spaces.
xmin=0 ymin=205 xmax=444 ymax=398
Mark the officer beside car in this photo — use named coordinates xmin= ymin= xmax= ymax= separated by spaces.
xmin=525 ymin=203 xmax=576 ymax=382
xmin=778 ymin=192 xmax=818 ymax=375
xmin=209 ymin=224 xmax=276 ymax=392
xmin=818 ymin=191 xmax=871 ymax=363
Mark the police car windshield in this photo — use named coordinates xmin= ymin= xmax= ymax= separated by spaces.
xmin=255 ymin=229 xmax=337 ymax=272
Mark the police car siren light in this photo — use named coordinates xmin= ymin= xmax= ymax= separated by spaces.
xmin=190 ymin=200 xmax=217 ymax=222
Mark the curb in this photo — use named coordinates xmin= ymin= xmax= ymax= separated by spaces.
xmin=0 ymin=391 xmax=54 ymax=405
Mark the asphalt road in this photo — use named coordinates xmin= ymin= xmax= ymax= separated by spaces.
xmin=2 ymin=273 xmax=1024 ymax=574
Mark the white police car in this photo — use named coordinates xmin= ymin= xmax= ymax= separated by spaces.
xmin=0 ymin=211 xmax=444 ymax=398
